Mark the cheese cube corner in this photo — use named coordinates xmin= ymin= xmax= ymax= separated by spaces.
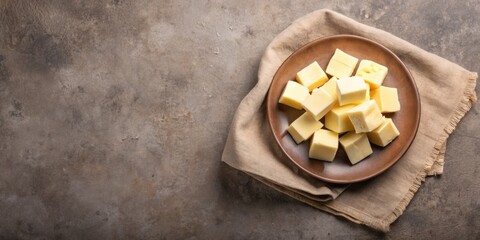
xmin=325 ymin=104 xmax=355 ymax=133
xmin=309 ymin=129 xmax=339 ymax=161
xmin=347 ymin=100 xmax=384 ymax=133
xmin=355 ymin=60 xmax=388 ymax=89
xmin=320 ymin=76 xmax=338 ymax=102
xmin=367 ymin=118 xmax=400 ymax=147
xmin=336 ymin=76 xmax=368 ymax=106
xmin=312 ymin=76 xmax=337 ymax=100
xmin=339 ymin=132 xmax=373 ymax=165
xmin=326 ymin=49 xmax=359 ymax=78
xmin=287 ymin=112 xmax=323 ymax=144
xmin=302 ymin=88 xmax=335 ymax=120
xmin=279 ymin=80 xmax=310 ymax=110
xmin=371 ymin=86 xmax=400 ymax=113
xmin=296 ymin=61 xmax=328 ymax=91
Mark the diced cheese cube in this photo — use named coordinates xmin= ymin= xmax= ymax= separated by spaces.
xmin=278 ymin=81 xmax=310 ymax=109
xmin=339 ymin=132 xmax=373 ymax=164
xmin=326 ymin=49 xmax=359 ymax=78
xmin=347 ymin=100 xmax=384 ymax=133
xmin=296 ymin=61 xmax=328 ymax=91
xmin=287 ymin=112 xmax=323 ymax=144
xmin=332 ymin=49 xmax=358 ymax=66
xmin=336 ymin=76 xmax=368 ymax=106
xmin=326 ymin=61 xmax=353 ymax=78
xmin=302 ymin=88 xmax=335 ymax=120
xmin=309 ymin=129 xmax=338 ymax=161
xmin=370 ymin=86 xmax=401 ymax=113
xmin=355 ymin=60 xmax=388 ymax=89
xmin=325 ymin=104 xmax=355 ymax=133
xmin=367 ymin=118 xmax=400 ymax=147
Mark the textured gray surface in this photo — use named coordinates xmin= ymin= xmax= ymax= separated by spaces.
xmin=0 ymin=0 xmax=479 ymax=239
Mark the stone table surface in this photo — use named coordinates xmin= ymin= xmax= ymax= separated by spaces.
xmin=0 ymin=1 xmax=479 ymax=239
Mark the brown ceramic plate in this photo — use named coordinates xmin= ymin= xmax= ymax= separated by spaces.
xmin=267 ymin=35 xmax=420 ymax=184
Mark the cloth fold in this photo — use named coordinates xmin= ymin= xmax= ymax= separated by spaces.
xmin=221 ymin=9 xmax=477 ymax=232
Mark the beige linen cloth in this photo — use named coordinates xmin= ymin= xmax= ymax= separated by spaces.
xmin=221 ymin=9 xmax=477 ymax=232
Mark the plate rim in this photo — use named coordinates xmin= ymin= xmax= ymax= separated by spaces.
xmin=266 ymin=34 xmax=421 ymax=184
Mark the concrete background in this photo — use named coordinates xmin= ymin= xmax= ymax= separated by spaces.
xmin=0 ymin=0 xmax=479 ymax=239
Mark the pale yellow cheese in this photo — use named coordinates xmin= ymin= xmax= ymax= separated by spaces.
xmin=326 ymin=60 xmax=353 ymax=78
xmin=309 ymin=129 xmax=338 ymax=161
xmin=321 ymin=76 xmax=338 ymax=102
xmin=326 ymin=49 xmax=359 ymax=78
xmin=339 ymin=132 xmax=373 ymax=164
xmin=296 ymin=61 xmax=328 ymax=91
xmin=287 ymin=112 xmax=323 ymax=144
xmin=278 ymin=80 xmax=310 ymax=110
xmin=370 ymin=86 xmax=400 ymax=113
xmin=367 ymin=118 xmax=400 ymax=147
xmin=325 ymin=104 xmax=355 ymax=133
xmin=347 ymin=100 xmax=384 ymax=133
xmin=279 ymin=50 xmax=402 ymax=162
xmin=355 ymin=60 xmax=388 ymax=89
xmin=312 ymin=76 xmax=338 ymax=106
xmin=313 ymin=76 xmax=337 ymax=93
xmin=302 ymin=88 xmax=335 ymax=120
xmin=364 ymin=82 xmax=370 ymax=102
xmin=336 ymin=76 xmax=368 ymax=106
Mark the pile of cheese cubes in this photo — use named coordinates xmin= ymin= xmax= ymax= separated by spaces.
xmin=279 ymin=49 xmax=400 ymax=165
